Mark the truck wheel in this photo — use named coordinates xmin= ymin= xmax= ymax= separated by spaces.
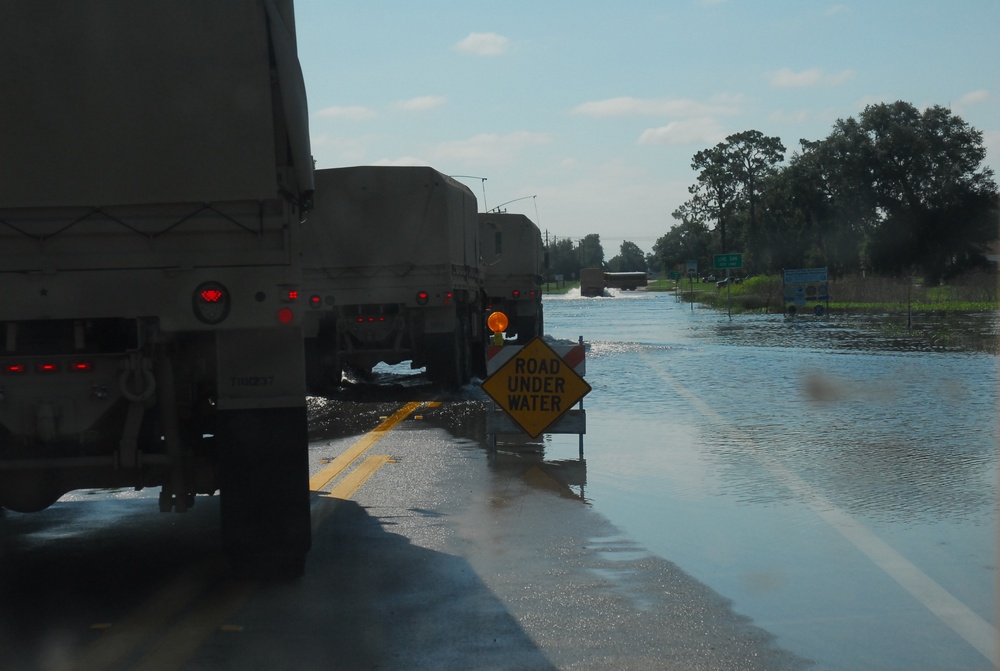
xmin=426 ymin=329 xmax=464 ymax=390
xmin=217 ymin=406 xmax=311 ymax=580
xmin=515 ymin=316 xmax=538 ymax=344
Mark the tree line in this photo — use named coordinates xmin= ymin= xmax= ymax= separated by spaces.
xmin=653 ymin=101 xmax=998 ymax=284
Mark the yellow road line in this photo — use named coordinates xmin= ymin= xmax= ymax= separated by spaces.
xmin=82 ymin=400 xmax=426 ymax=670
xmin=128 ymin=579 xmax=258 ymax=671
xmin=75 ymin=556 xmax=229 ymax=671
xmin=326 ymin=454 xmax=392 ymax=500
xmin=309 ymin=401 xmax=422 ymax=492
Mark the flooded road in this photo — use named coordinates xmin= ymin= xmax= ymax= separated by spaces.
xmin=539 ymin=290 xmax=996 ymax=671
xmin=2 ymin=290 xmax=993 ymax=670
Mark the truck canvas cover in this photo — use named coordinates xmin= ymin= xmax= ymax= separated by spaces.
xmin=0 ymin=0 xmax=304 ymax=208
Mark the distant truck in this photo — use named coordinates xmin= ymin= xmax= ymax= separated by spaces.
xmin=478 ymin=213 xmax=546 ymax=343
xmin=0 ymin=1 xmax=315 ymax=577
xmin=580 ymin=268 xmax=648 ymax=296
xmin=301 ymin=166 xmax=486 ymax=390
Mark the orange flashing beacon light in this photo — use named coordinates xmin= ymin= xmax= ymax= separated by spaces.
xmin=487 ymin=311 xmax=508 ymax=346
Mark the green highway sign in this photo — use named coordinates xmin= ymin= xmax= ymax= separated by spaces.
xmin=713 ymin=253 xmax=743 ymax=270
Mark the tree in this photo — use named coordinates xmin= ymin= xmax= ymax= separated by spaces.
xmin=792 ymin=102 xmax=997 ymax=282
xmin=545 ymin=233 xmax=607 ymax=280
xmin=686 ymin=130 xmax=785 ymax=260
xmin=653 ymin=218 xmax=712 ymax=274
xmin=688 ymin=143 xmax=738 ymax=250
xmin=723 ymin=130 xmax=786 ymax=263
xmin=607 ymin=240 xmax=646 ymax=272
xmin=578 ymin=233 xmax=605 ymax=270
xmin=546 ymin=236 xmax=580 ymax=280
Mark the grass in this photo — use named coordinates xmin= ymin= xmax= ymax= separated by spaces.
xmin=668 ymin=271 xmax=1000 ymax=354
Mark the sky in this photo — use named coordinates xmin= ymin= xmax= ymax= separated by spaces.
xmin=293 ymin=0 xmax=1000 ymax=259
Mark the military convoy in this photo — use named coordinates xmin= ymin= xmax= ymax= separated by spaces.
xmin=0 ymin=0 xmax=315 ymax=577
xmin=0 ymin=0 xmax=550 ymax=578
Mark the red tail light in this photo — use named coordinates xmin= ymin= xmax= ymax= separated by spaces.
xmin=512 ymin=290 xmax=521 ymax=299
xmin=416 ymin=291 xmax=429 ymax=305
xmin=2 ymin=364 xmax=26 ymax=375
xmin=193 ymin=281 xmax=231 ymax=325
xmin=200 ymin=288 xmax=224 ymax=303
xmin=69 ymin=361 xmax=94 ymax=372
xmin=277 ymin=308 xmax=295 ymax=324
xmin=36 ymin=362 xmax=59 ymax=373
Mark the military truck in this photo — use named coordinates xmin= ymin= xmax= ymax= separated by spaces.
xmin=580 ymin=268 xmax=647 ymax=296
xmin=301 ymin=166 xmax=485 ymax=390
xmin=0 ymin=0 xmax=315 ymax=577
xmin=580 ymin=267 xmax=608 ymax=297
xmin=478 ymin=213 xmax=545 ymax=342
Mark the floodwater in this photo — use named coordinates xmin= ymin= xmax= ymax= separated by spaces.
xmin=537 ymin=289 xmax=997 ymax=671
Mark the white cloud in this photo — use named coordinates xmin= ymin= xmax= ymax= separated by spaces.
xmin=316 ymin=105 xmax=376 ymax=120
xmin=956 ymin=89 xmax=990 ymax=107
xmin=769 ymin=67 xmax=855 ymax=88
xmin=430 ymin=131 xmax=550 ymax=165
xmin=571 ymin=95 xmax=741 ymax=118
xmin=454 ymin=32 xmax=509 ymax=56
xmin=395 ymin=96 xmax=447 ymax=112
xmin=638 ymin=118 xmax=727 ymax=145
xmin=825 ymin=4 xmax=850 ymax=17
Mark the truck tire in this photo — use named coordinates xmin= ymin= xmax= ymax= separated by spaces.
xmin=304 ymin=326 xmax=343 ymax=395
xmin=426 ymin=328 xmax=465 ymax=391
xmin=217 ymin=406 xmax=311 ymax=580
xmin=515 ymin=316 xmax=538 ymax=344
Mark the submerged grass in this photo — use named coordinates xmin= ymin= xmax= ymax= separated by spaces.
xmin=659 ymin=271 xmax=1000 ymax=354
xmin=539 ymin=272 xmax=998 ymax=353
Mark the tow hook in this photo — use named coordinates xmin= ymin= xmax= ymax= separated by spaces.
xmin=119 ymin=352 xmax=156 ymax=405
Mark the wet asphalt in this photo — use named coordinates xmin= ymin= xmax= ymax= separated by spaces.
xmin=0 ymin=383 xmax=814 ymax=670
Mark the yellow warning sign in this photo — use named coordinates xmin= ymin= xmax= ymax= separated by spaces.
xmin=481 ymin=337 xmax=592 ymax=438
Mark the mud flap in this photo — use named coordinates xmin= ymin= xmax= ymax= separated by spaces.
xmin=218 ymin=406 xmax=311 ymax=579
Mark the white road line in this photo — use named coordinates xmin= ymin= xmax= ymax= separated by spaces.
xmin=640 ymin=350 xmax=997 ymax=664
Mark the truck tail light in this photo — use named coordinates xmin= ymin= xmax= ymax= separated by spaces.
xmin=36 ymin=362 xmax=60 ymax=373
xmin=193 ymin=281 xmax=231 ymax=325
xmin=2 ymin=364 xmax=27 ymax=375
xmin=416 ymin=291 xmax=429 ymax=305
xmin=512 ymin=290 xmax=521 ymax=299
xmin=444 ymin=292 xmax=453 ymax=306
xmin=309 ymin=295 xmax=322 ymax=309
xmin=69 ymin=361 xmax=94 ymax=372
xmin=277 ymin=308 xmax=295 ymax=324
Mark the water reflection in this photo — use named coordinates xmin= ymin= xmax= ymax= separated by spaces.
xmin=542 ymin=291 xmax=996 ymax=670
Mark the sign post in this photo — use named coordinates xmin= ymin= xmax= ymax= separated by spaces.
xmin=482 ymin=337 xmax=591 ymax=457
xmin=481 ymin=337 xmax=591 ymax=442
xmin=713 ymin=253 xmax=743 ymax=317
xmin=782 ymin=267 xmax=829 ymax=315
